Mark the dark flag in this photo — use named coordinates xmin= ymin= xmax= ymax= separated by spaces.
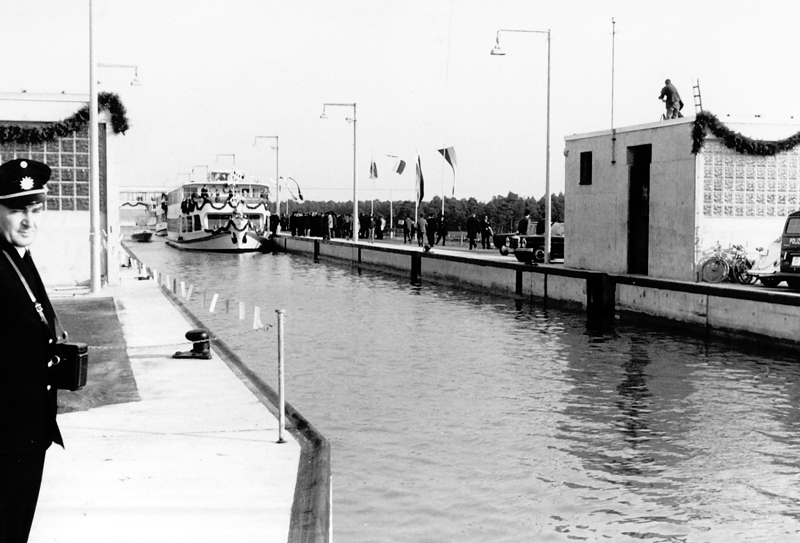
xmin=416 ymin=155 xmax=424 ymax=205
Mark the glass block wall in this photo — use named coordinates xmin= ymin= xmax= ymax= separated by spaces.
xmin=0 ymin=125 xmax=90 ymax=211
xmin=702 ymin=139 xmax=800 ymax=218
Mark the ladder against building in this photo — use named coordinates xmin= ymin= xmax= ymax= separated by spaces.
xmin=693 ymin=79 xmax=703 ymax=113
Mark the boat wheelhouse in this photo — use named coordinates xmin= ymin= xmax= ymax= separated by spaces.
xmin=165 ymin=168 xmax=271 ymax=252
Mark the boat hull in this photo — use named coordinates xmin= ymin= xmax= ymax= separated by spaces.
xmin=131 ymin=231 xmax=153 ymax=243
xmin=166 ymin=230 xmax=262 ymax=252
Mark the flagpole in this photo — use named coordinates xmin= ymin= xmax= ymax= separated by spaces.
xmin=441 ymin=155 xmax=445 ymax=217
xmin=389 ymin=168 xmax=393 ymax=239
xmin=414 ymin=151 xmax=419 ymax=230
xmin=387 ymin=153 xmax=397 ymax=239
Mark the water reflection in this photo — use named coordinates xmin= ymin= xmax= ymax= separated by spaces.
xmin=127 ymin=239 xmax=800 ymax=542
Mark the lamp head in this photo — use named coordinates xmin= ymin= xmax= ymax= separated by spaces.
xmin=490 ymin=35 xmax=505 ymax=56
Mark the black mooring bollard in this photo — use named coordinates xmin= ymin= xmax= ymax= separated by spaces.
xmin=173 ymin=328 xmax=212 ymax=359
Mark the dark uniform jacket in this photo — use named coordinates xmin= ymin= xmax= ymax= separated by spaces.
xmin=0 ymin=238 xmax=63 ymax=454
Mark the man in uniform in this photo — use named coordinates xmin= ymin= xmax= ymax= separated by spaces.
xmin=0 ymin=158 xmax=63 ymax=542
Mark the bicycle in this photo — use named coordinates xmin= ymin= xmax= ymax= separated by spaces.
xmin=729 ymin=244 xmax=757 ymax=285
xmin=700 ymin=243 xmax=757 ymax=284
xmin=700 ymin=244 xmax=729 ymax=283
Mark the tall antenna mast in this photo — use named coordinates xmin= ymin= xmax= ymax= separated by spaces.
xmin=611 ymin=17 xmax=617 ymax=165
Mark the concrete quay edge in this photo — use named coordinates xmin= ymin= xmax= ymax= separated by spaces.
xmin=274 ymin=234 xmax=800 ymax=348
xmin=154 ymin=281 xmax=333 ymax=543
xmin=29 ymin=264 xmax=306 ymax=543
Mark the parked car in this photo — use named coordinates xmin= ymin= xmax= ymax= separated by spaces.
xmin=748 ymin=210 xmax=800 ymax=288
xmin=748 ymin=236 xmax=784 ymax=287
xmin=492 ymin=229 xmax=565 ymax=264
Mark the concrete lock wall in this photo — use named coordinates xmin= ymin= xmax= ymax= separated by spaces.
xmin=617 ymin=284 xmax=708 ymax=325
xmin=277 ymin=236 xmax=800 ymax=346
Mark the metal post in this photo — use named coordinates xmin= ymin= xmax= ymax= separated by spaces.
xmin=276 ymin=309 xmax=286 ymax=444
xmin=544 ymin=29 xmax=552 ymax=264
xmin=352 ymin=104 xmax=358 ymax=243
xmin=275 ymin=137 xmax=280 ymax=217
xmin=491 ymin=28 xmax=552 ymax=263
xmin=321 ymin=103 xmax=357 ymax=242
xmin=89 ymin=0 xmax=101 ymax=294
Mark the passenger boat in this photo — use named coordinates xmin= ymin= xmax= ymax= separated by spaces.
xmin=164 ymin=167 xmax=271 ymax=252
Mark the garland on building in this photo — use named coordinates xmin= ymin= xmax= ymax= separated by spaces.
xmin=0 ymin=92 xmax=129 ymax=145
xmin=692 ymin=111 xmax=800 ymax=156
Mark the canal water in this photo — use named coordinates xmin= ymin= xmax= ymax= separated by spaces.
xmin=127 ymin=239 xmax=800 ymax=542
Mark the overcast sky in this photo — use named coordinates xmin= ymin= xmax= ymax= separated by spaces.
xmin=3 ymin=0 xmax=800 ymax=203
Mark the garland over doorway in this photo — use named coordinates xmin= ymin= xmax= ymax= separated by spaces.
xmin=692 ymin=111 xmax=800 ymax=156
xmin=0 ymin=92 xmax=129 ymax=144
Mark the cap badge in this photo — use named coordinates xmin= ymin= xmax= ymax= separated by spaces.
xmin=20 ymin=161 xmax=27 ymax=169
xmin=20 ymin=176 xmax=34 ymax=190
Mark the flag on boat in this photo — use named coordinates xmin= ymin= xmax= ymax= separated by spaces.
xmin=369 ymin=160 xmax=378 ymax=180
xmin=415 ymin=155 xmax=424 ymax=205
xmin=394 ymin=158 xmax=406 ymax=175
xmin=437 ymin=146 xmax=457 ymax=196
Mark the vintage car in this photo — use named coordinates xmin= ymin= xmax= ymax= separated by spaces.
xmin=493 ymin=222 xmax=565 ymax=264
xmin=748 ymin=211 xmax=800 ymax=288
xmin=747 ymin=236 xmax=785 ymax=287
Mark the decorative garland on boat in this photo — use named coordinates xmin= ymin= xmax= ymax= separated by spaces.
xmin=183 ymin=198 xmax=269 ymax=214
xmin=203 ymin=219 xmax=256 ymax=235
xmin=120 ymin=201 xmax=149 ymax=208
xmin=692 ymin=111 xmax=800 ymax=156
xmin=0 ymin=92 xmax=129 ymax=145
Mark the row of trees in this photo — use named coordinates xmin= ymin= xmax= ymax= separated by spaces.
xmin=281 ymin=192 xmax=565 ymax=233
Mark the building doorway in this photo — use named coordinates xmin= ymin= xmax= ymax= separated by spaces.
xmin=627 ymin=145 xmax=651 ymax=275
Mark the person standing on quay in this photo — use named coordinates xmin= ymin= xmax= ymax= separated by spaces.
xmin=436 ymin=213 xmax=448 ymax=246
xmin=518 ymin=209 xmax=531 ymax=236
xmin=0 ymin=158 xmax=63 ymax=543
xmin=416 ymin=213 xmax=427 ymax=247
xmin=426 ymin=213 xmax=437 ymax=247
xmin=480 ymin=215 xmax=493 ymax=249
xmin=466 ymin=212 xmax=480 ymax=250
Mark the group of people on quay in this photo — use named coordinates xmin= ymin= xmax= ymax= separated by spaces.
xmin=279 ymin=210 xmax=500 ymax=249
xmin=402 ymin=212 xmax=494 ymax=250
xmin=284 ymin=211 xmax=388 ymax=241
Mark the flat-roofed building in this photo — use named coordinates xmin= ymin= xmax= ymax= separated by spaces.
xmin=564 ymin=115 xmax=800 ymax=281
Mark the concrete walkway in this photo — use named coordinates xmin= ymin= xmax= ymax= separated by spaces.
xmin=30 ymin=266 xmax=300 ymax=543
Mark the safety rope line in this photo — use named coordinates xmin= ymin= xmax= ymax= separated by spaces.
xmin=85 ymin=324 xmax=273 ymax=351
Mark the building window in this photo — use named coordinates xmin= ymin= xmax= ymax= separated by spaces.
xmin=579 ymin=151 xmax=592 ymax=185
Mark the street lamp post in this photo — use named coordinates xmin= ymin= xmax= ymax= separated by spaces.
xmin=89 ymin=0 xmax=100 ymax=294
xmin=321 ymin=103 xmax=357 ymax=242
xmin=89 ymin=0 xmax=141 ymax=293
xmin=491 ymin=28 xmax=552 ymax=264
xmin=254 ymin=136 xmax=279 ymax=215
